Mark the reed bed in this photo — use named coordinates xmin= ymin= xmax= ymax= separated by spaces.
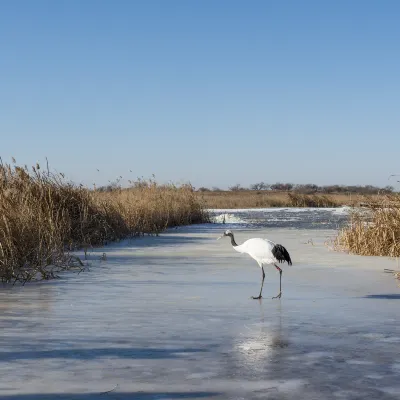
xmin=0 ymin=162 xmax=208 ymax=283
xmin=200 ymin=190 xmax=346 ymax=209
xmin=334 ymin=194 xmax=400 ymax=257
xmin=96 ymin=183 xmax=207 ymax=234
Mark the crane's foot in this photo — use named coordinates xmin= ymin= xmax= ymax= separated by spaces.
xmin=251 ymin=295 xmax=262 ymax=300
xmin=272 ymin=292 xmax=282 ymax=299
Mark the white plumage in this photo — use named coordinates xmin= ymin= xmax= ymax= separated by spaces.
xmin=233 ymin=238 xmax=278 ymax=265
xmin=218 ymin=229 xmax=292 ymax=299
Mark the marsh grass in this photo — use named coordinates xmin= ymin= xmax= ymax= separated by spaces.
xmin=0 ymin=162 xmax=208 ymax=283
xmin=334 ymin=194 xmax=400 ymax=257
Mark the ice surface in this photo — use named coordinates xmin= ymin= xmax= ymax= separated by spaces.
xmin=207 ymin=206 xmax=352 ymax=214
xmin=207 ymin=207 xmax=351 ymax=230
xmin=0 ymin=209 xmax=400 ymax=399
xmin=210 ymin=213 xmax=247 ymax=224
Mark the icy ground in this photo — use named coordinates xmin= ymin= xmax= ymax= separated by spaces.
xmin=1 ymin=209 xmax=399 ymax=399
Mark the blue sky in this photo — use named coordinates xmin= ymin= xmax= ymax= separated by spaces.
xmin=1 ymin=0 xmax=400 ymax=189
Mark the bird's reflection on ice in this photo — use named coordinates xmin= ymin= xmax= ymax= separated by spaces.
xmin=233 ymin=302 xmax=289 ymax=368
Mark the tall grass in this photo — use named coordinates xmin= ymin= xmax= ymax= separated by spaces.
xmin=0 ymin=162 xmax=208 ymax=283
xmin=334 ymin=194 xmax=400 ymax=257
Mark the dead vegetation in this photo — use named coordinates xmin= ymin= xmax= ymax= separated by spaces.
xmin=334 ymin=194 xmax=400 ymax=257
xmin=0 ymin=161 xmax=208 ymax=283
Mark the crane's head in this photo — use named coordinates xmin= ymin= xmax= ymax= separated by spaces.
xmin=217 ymin=229 xmax=233 ymax=240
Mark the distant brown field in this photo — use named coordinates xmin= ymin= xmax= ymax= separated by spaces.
xmin=197 ymin=190 xmax=367 ymax=209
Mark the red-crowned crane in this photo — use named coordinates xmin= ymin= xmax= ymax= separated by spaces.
xmin=218 ymin=230 xmax=292 ymax=299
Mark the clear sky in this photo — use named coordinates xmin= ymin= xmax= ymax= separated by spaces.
xmin=1 ymin=0 xmax=400 ymax=189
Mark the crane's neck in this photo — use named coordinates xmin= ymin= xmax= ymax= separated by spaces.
xmin=227 ymin=232 xmax=238 ymax=247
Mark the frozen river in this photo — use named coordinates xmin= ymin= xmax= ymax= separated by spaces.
xmin=1 ymin=208 xmax=400 ymax=399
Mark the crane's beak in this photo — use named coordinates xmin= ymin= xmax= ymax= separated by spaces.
xmin=217 ymin=235 xmax=223 ymax=240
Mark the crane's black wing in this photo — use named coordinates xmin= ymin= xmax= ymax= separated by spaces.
xmin=272 ymin=244 xmax=292 ymax=265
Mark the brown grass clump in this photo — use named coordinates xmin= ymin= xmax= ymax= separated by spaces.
xmin=334 ymin=194 xmax=400 ymax=257
xmin=0 ymin=161 xmax=208 ymax=283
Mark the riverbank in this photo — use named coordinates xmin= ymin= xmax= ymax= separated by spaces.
xmin=0 ymin=163 xmax=209 ymax=283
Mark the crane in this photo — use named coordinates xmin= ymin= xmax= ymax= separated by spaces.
xmin=217 ymin=229 xmax=292 ymax=299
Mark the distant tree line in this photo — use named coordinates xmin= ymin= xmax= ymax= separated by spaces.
xmin=197 ymin=182 xmax=395 ymax=194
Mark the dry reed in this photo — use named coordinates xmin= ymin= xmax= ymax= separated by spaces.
xmin=0 ymin=162 xmax=208 ymax=283
xmin=334 ymin=194 xmax=400 ymax=257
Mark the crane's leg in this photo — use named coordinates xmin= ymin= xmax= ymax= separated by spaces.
xmin=252 ymin=267 xmax=265 ymax=300
xmin=272 ymin=264 xmax=282 ymax=299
